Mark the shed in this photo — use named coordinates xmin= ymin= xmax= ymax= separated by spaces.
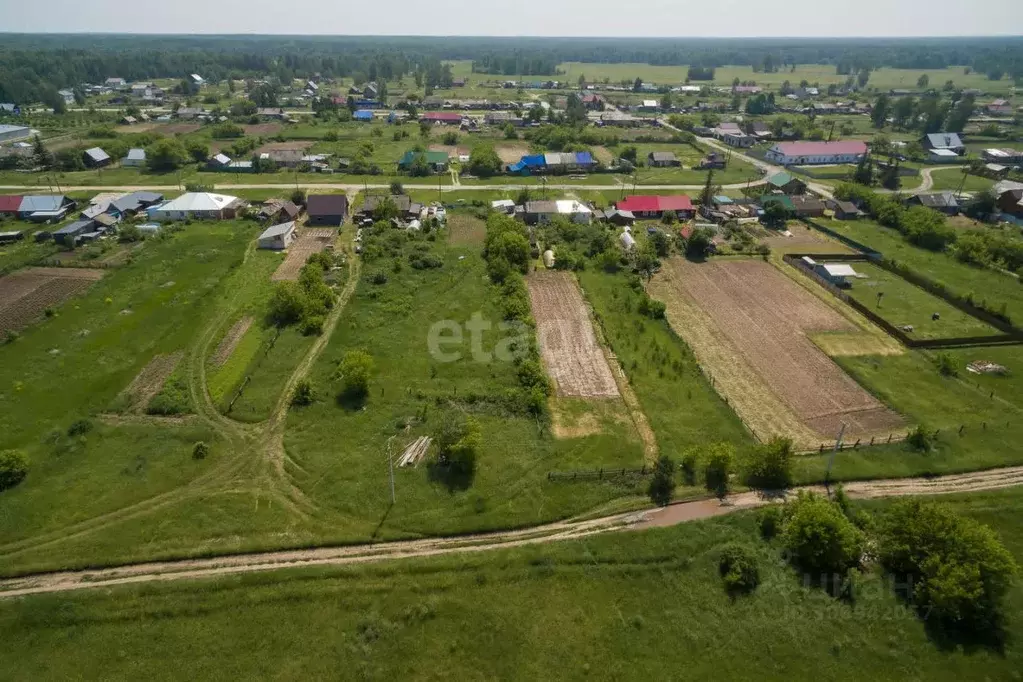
xmin=258 ymin=221 xmax=297 ymax=250
xmin=83 ymin=147 xmax=111 ymax=168
xmin=619 ymin=231 xmax=636 ymax=251
xmin=491 ymin=199 xmax=515 ymax=214
xmin=814 ymin=262 xmax=859 ymax=287
xmin=53 ymin=219 xmax=96 ymax=246
xmin=647 ymin=151 xmax=680 ymax=167
xmin=0 ymin=231 xmax=24 ymax=244
xmin=123 ymin=148 xmax=146 ymax=167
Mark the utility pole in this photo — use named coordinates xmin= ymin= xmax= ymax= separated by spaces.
xmin=825 ymin=422 xmax=846 ymax=486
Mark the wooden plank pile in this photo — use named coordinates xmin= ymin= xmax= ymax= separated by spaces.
xmin=397 ymin=436 xmax=432 ymax=467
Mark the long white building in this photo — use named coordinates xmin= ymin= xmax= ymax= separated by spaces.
xmin=765 ymin=141 xmax=868 ymax=166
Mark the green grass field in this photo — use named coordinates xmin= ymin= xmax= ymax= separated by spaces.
xmin=812 ymin=218 xmax=1023 ymax=323
xmin=2 ymin=486 xmax=1021 ymax=681
xmin=843 ymin=261 xmax=1002 ymax=340
xmin=928 ymin=169 xmax=997 ymax=193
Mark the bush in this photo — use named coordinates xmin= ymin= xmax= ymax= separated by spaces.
xmin=291 ymin=379 xmax=314 ymax=406
xmin=703 ymin=443 xmax=734 ymax=498
xmin=370 ymin=272 xmax=389 ymax=285
xmin=267 ymin=281 xmax=307 ymax=327
xmin=192 ymin=441 xmax=210 ymax=460
xmin=876 ymin=499 xmax=1017 ymax=631
xmin=742 ymin=437 xmax=793 ymax=490
xmin=67 ymin=419 xmax=93 ymax=437
xmin=647 ymin=455 xmax=676 ymax=506
xmin=434 ymin=413 xmax=481 ymax=478
xmin=781 ymin=491 xmax=864 ymax=576
xmin=934 ymin=352 xmax=959 ymax=377
xmin=906 ymin=424 xmax=935 ymax=453
xmin=337 ymin=350 xmax=374 ymax=400
xmin=758 ymin=505 xmax=783 ymax=540
xmin=718 ymin=543 xmax=761 ymax=595
xmin=680 ymin=448 xmax=699 ymax=486
xmin=0 ymin=450 xmax=28 ymax=491
xmin=146 ymin=375 xmax=190 ymax=415
xmin=300 ymin=315 xmax=324 ymax=336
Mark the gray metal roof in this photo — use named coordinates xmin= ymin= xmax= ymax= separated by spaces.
xmin=126 ymin=148 xmax=146 ymax=160
xmin=19 ymin=195 xmax=68 ymax=213
xmin=53 ymin=220 xmax=95 ymax=235
xmin=925 ymin=133 xmax=964 ymax=150
xmin=84 ymin=147 xmax=110 ymax=162
xmin=259 ymin=221 xmax=296 ymax=240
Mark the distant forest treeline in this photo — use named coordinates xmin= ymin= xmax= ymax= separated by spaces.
xmin=1 ymin=35 xmax=1022 ymax=105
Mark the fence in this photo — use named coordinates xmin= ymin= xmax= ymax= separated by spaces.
xmin=799 ymin=217 xmax=882 ymax=257
xmin=547 ymin=466 xmax=651 ymax=482
xmin=226 ymin=328 xmax=281 ymax=413
xmin=783 ymin=254 xmax=1023 ymax=350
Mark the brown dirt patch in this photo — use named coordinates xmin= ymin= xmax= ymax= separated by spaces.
xmin=271 ymin=228 xmax=336 ymax=281
xmin=255 ymin=140 xmax=313 ymax=154
xmin=114 ymin=123 xmax=158 ymax=134
xmin=496 ymin=144 xmax=531 ymax=164
xmin=0 ymin=267 xmax=104 ymax=334
xmin=447 ymin=214 xmax=486 ymax=247
xmin=428 ymin=145 xmax=467 ymax=158
xmin=243 ymin=123 xmax=284 ymax=136
xmin=212 ymin=316 xmax=254 ymax=367
xmin=527 ymin=271 xmax=619 ymax=398
xmin=117 ymin=352 xmax=183 ymax=414
xmin=157 ymin=123 xmax=201 ymax=135
xmin=763 ymin=223 xmax=855 ymax=255
xmin=650 ymin=258 xmax=904 ymax=444
xmin=811 ymin=331 xmax=903 ymax=357
xmin=592 ymin=146 xmax=614 ymax=164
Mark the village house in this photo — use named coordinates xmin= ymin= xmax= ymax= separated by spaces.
xmin=262 ymin=149 xmax=305 ymax=168
xmin=647 ymin=151 xmax=680 ymax=168
xmin=826 ymin=199 xmax=862 ymax=220
xmin=421 ymin=112 xmax=463 ymax=126
xmin=522 ymin=200 xmax=593 ymax=225
xmin=765 ymin=140 xmax=867 ymax=165
xmin=0 ymin=124 xmax=33 ymax=144
xmin=305 ymin=194 xmax=349 ymax=226
xmin=983 ymin=148 xmax=1023 ymax=165
xmin=148 ymin=192 xmax=244 ymax=221
xmin=764 ymin=172 xmax=807 ymax=195
xmin=398 ymin=150 xmax=449 ymax=173
xmin=16 ymin=194 xmax=75 ymax=222
xmin=986 ymin=99 xmax=1013 ymax=116
xmin=905 ymin=191 xmax=960 ymax=215
xmin=122 ymin=148 xmax=146 ymax=167
xmin=922 ymin=132 xmax=965 ymax=156
xmin=257 ymin=199 xmax=301 ymax=223
xmin=994 ymin=180 xmax=1023 ymax=219
xmin=615 ymin=195 xmax=695 ymax=220
xmin=722 ymin=131 xmax=755 ymax=148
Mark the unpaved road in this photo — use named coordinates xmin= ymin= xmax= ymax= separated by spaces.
xmin=2 ymin=465 xmax=1021 ymax=599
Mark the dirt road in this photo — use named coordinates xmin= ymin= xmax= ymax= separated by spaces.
xmin=2 ymin=465 xmax=1021 ymax=599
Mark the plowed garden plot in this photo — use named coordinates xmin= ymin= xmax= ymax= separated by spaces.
xmin=212 ymin=316 xmax=254 ymax=366
xmin=526 ymin=271 xmax=619 ymax=398
xmin=496 ymin=144 xmax=531 ymax=164
xmin=271 ymin=229 xmax=336 ymax=281
xmin=243 ymin=123 xmax=284 ymax=136
xmin=115 ymin=352 xmax=183 ymax=413
xmin=650 ymin=259 xmax=904 ymax=444
xmin=254 ymin=140 xmax=313 ymax=154
xmin=0 ymin=267 xmax=104 ymax=334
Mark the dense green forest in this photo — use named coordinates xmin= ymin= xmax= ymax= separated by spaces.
xmin=1 ymin=35 xmax=1022 ymax=105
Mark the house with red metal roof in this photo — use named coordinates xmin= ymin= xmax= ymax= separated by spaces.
xmin=421 ymin=112 xmax=463 ymax=125
xmin=615 ymin=195 xmax=694 ymax=220
xmin=765 ymin=140 xmax=867 ymax=166
xmin=0 ymin=195 xmax=24 ymax=216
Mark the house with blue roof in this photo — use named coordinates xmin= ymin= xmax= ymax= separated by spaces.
xmin=507 ymin=154 xmax=547 ymax=175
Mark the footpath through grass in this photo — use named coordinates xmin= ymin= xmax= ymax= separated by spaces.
xmin=2 ymin=487 xmax=1021 ymax=681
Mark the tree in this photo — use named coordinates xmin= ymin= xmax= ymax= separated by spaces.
xmin=877 ymin=500 xmax=1017 ymax=630
xmin=685 ymin=227 xmax=715 ymax=259
xmin=700 ymin=169 xmax=716 ymax=207
xmin=185 ymin=138 xmax=209 ymax=163
xmin=917 ymin=74 xmax=930 ymax=89
xmin=291 ymin=379 xmax=314 ymax=406
xmin=633 ymin=77 xmax=643 ymax=92
xmin=31 ymin=134 xmax=52 ymax=169
xmin=719 ymin=544 xmax=761 ymax=595
xmin=871 ymin=94 xmax=891 ymax=128
xmin=466 ymin=144 xmax=502 ymax=178
xmin=660 ymin=91 xmax=673 ymax=111
xmin=0 ymin=450 xmax=28 ymax=491
xmin=964 ymin=189 xmax=998 ymax=222
xmin=742 ymin=437 xmax=793 ymax=490
xmin=442 ymin=131 xmax=459 ymax=146
xmin=146 ymin=138 xmax=189 ymax=172
xmin=782 ymin=491 xmax=864 ymax=576
xmin=337 ymin=350 xmax=374 ymax=400
xmin=267 ymin=281 xmax=307 ymax=327
xmin=703 ymin=443 xmax=733 ymax=499
xmin=290 ymin=188 xmax=307 ymax=206
xmin=648 ymin=455 xmax=676 ymax=506
xmin=389 ymin=181 xmax=404 ymax=195
xmin=762 ymin=200 xmax=791 ymax=227
xmin=852 ymin=153 xmax=874 ymax=186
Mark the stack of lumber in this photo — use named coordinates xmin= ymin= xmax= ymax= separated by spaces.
xmin=397 ymin=436 xmax=432 ymax=467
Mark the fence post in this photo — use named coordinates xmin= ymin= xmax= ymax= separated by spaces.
xmin=887 ymin=434 xmax=892 ymax=443
xmin=870 ymin=436 xmax=874 ymax=446
xmin=854 ymin=439 xmax=860 ymax=448
xmin=958 ymin=425 xmax=965 ymax=436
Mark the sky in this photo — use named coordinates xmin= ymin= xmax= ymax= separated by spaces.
xmin=0 ymin=0 xmax=1020 ymax=37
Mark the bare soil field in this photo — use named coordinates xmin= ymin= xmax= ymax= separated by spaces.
xmin=0 ymin=267 xmax=104 ymax=334
xmin=592 ymin=146 xmax=614 ymax=164
xmin=114 ymin=123 xmax=158 ymax=134
xmin=271 ymin=228 xmax=336 ymax=281
xmin=650 ymin=259 xmax=904 ymax=444
xmin=447 ymin=214 xmax=486 ymax=247
xmin=763 ymin=223 xmax=856 ymax=255
xmin=156 ymin=123 xmax=201 ymax=135
xmin=212 ymin=316 xmax=254 ymax=366
xmin=116 ymin=352 xmax=183 ymax=413
xmin=243 ymin=123 xmax=285 ymax=136
xmin=254 ymin=140 xmax=313 ymax=154
xmin=496 ymin=144 xmax=531 ymax=164
xmin=526 ymin=271 xmax=619 ymax=398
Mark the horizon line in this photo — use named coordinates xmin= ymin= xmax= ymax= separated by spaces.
xmin=2 ymin=32 xmax=1023 ymax=39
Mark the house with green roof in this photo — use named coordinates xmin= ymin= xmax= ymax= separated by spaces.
xmin=765 ymin=171 xmax=807 ymax=195
xmin=398 ymin=150 xmax=449 ymax=173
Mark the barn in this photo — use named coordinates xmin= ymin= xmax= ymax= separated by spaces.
xmin=258 ymin=221 xmax=297 ymax=250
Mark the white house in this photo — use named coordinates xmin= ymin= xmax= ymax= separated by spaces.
xmin=813 ymin=262 xmax=859 ymax=287
xmin=722 ymin=131 xmax=755 ymax=148
xmin=148 ymin=192 xmax=244 ymax=221
xmin=258 ymin=221 xmax=297 ymax=250
xmin=58 ymin=89 xmax=75 ymax=105
xmin=765 ymin=141 xmax=868 ymax=166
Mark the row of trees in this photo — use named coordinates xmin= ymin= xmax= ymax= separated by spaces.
xmin=871 ymin=92 xmax=976 ymax=133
